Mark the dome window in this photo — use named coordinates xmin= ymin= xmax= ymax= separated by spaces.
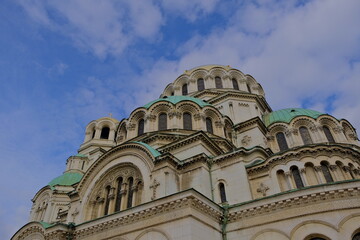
xmin=183 ymin=113 xmax=192 ymax=130
xmin=158 ymin=113 xmax=167 ymax=131
xmin=276 ymin=132 xmax=288 ymax=151
xmin=299 ymin=126 xmax=313 ymax=145
xmin=215 ymin=76 xmax=223 ymax=88
xmin=182 ymin=84 xmax=188 ymax=95
xmin=197 ymin=78 xmax=205 ymax=91
xmin=206 ymin=118 xmax=213 ymax=134
xmin=138 ymin=119 xmax=145 ymax=136
xmin=100 ymin=127 xmax=110 ymax=139
xmin=323 ymin=126 xmax=335 ymax=143
xmin=232 ymin=78 xmax=239 ymax=90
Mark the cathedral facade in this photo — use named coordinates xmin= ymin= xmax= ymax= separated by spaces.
xmin=13 ymin=65 xmax=360 ymax=240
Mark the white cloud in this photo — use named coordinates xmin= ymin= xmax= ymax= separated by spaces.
xmin=140 ymin=0 xmax=360 ymax=132
xmin=18 ymin=0 xmax=163 ymax=58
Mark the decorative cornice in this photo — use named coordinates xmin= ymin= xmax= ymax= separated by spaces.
xmin=228 ymin=184 xmax=360 ymax=223
xmin=247 ymin=144 xmax=360 ymax=174
xmin=158 ymin=131 xmax=224 ymax=156
xmin=74 ymin=195 xmax=222 ymax=238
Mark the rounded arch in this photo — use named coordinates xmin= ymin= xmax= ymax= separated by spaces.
xmin=97 ymin=118 xmax=118 ymax=130
xmin=149 ymin=103 xmax=172 ymax=116
xmin=176 ymin=102 xmax=201 ymax=115
xmin=228 ymin=69 xmax=245 ymax=81
xmin=190 ymin=69 xmax=208 ymax=82
xmin=203 ymin=107 xmax=222 ymax=121
xmin=76 ymin=143 xmax=156 ymax=197
xmin=317 ymin=116 xmax=340 ymax=129
xmin=251 ymin=229 xmax=289 ymax=240
xmin=291 ymin=220 xmax=337 ymax=240
xmin=128 ymin=109 xmax=147 ymax=123
xmin=338 ymin=214 xmax=360 ymax=239
xmin=11 ymin=222 xmax=46 ymax=240
xmin=135 ymin=228 xmax=171 ymax=240
xmin=209 ymin=67 xmax=227 ymax=79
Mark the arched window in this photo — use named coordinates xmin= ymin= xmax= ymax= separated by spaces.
xmin=299 ymin=126 xmax=313 ymax=145
xmin=247 ymin=83 xmax=252 ymax=93
xmin=219 ymin=182 xmax=227 ymax=203
xmin=276 ymin=132 xmax=289 ymax=151
xmin=115 ymin=177 xmax=123 ymax=212
xmin=197 ymin=78 xmax=205 ymax=91
xmin=182 ymin=84 xmax=188 ymax=95
xmin=349 ymin=163 xmax=356 ymax=179
xmin=158 ymin=113 xmax=167 ymax=130
xmin=215 ymin=76 xmax=223 ymax=88
xmin=138 ymin=119 xmax=144 ymax=136
xmin=323 ymin=126 xmax=335 ymax=143
xmin=183 ymin=113 xmax=192 ymax=130
xmin=232 ymin=78 xmax=239 ymax=90
xmin=321 ymin=162 xmax=333 ymax=183
xmin=127 ymin=177 xmax=134 ymax=208
xmin=291 ymin=166 xmax=304 ymax=188
xmin=100 ymin=127 xmax=110 ymax=139
xmin=206 ymin=118 xmax=213 ymax=134
xmin=353 ymin=232 xmax=360 ymax=240
xmin=104 ymin=186 xmax=111 ymax=215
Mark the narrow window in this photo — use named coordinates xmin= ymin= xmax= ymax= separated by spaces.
xmin=215 ymin=76 xmax=223 ymax=88
xmin=138 ymin=119 xmax=144 ymax=136
xmin=104 ymin=186 xmax=111 ymax=215
xmin=115 ymin=177 xmax=123 ymax=212
xmin=276 ymin=132 xmax=289 ymax=151
xmin=219 ymin=182 xmax=227 ymax=203
xmin=81 ymin=161 xmax=85 ymax=170
xmin=100 ymin=127 xmax=110 ymax=139
xmin=182 ymin=84 xmax=188 ymax=95
xmin=197 ymin=78 xmax=205 ymax=91
xmin=183 ymin=113 xmax=192 ymax=130
xmin=323 ymin=126 xmax=335 ymax=143
xmin=127 ymin=177 xmax=134 ymax=208
xmin=158 ymin=113 xmax=167 ymax=130
xmin=299 ymin=126 xmax=313 ymax=145
xmin=247 ymin=83 xmax=252 ymax=93
xmin=321 ymin=162 xmax=334 ymax=183
xmin=291 ymin=166 xmax=304 ymax=188
xmin=206 ymin=118 xmax=213 ymax=134
xmin=232 ymin=78 xmax=239 ymax=90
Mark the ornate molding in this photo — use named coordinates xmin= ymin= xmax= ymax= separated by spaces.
xmin=74 ymin=195 xmax=222 ymax=238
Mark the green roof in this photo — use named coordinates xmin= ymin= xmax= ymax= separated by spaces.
xmin=143 ymin=96 xmax=211 ymax=109
xmin=263 ymin=108 xmax=324 ymax=127
xmin=48 ymin=172 xmax=83 ymax=190
xmin=132 ymin=141 xmax=161 ymax=157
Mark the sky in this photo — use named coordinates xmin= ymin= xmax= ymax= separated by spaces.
xmin=1 ymin=0 xmax=360 ymax=238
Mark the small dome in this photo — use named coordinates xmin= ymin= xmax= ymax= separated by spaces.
xmin=48 ymin=172 xmax=83 ymax=189
xmin=143 ymin=96 xmax=211 ymax=109
xmin=263 ymin=108 xmax=324 ymax=127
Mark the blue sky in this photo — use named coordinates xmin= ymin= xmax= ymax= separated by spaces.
xmin=1 ymin=0 xmax=360 ymax=238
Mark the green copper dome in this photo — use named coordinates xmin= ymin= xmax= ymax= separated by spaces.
xmin=263 ymin=108 xmax=324 ymax=127
xmin=48 ymin=172 xmax=83 ymax=190
xmin=131 ymin=141 xmax=161 ymax=157
xmin=143 ymin=96 xmax=211 ymax=109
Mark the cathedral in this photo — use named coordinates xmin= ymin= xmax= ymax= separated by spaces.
xmin=13 ymin=65 xmax=360 ymax=240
